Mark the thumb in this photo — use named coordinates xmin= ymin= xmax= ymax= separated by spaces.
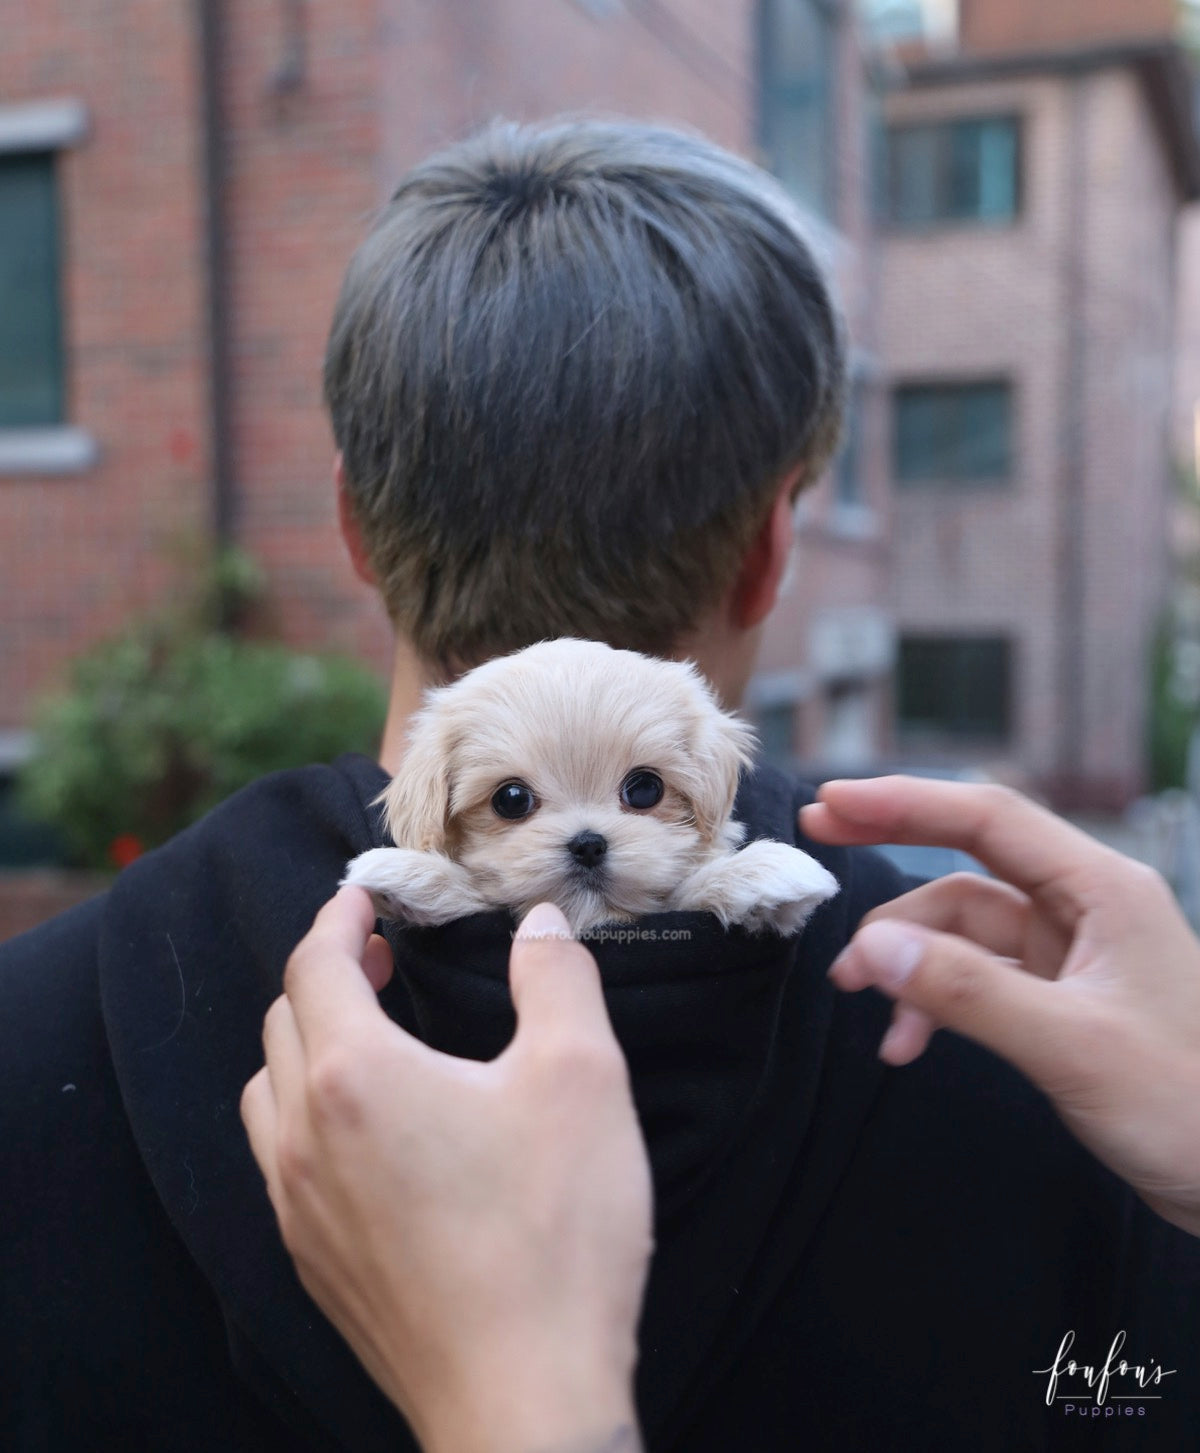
xmin=839 ymin=918 xmax=1072 ymax=1090
xmin=508 ymin=903 xmax=617 ymax=1050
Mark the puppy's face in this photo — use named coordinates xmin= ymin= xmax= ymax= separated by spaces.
xmin=379 ymin=639 xmax=755 ymax=933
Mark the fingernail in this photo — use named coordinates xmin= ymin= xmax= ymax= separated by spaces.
xmin=515 ymin=902 xmax=573 ymax=942
xmin=853 ymin=920 xmax=925 ymax=992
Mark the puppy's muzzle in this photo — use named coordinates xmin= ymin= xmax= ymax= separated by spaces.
xmin=566 ymin=830 xmax=607 ymax=870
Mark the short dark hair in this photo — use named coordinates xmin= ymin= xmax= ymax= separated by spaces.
xmin=324 ymin=118 xmax=846 ymax=671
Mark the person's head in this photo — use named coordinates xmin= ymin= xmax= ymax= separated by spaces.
xmin=324 ymin=117 xmax=845 ymax=696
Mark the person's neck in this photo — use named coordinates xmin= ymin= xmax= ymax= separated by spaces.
xmin=378 ymin=636 xmax=430 ymax=774
xmin=376 ymin=622 xmax=758 ymax=773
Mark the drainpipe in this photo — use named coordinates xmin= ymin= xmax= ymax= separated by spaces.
xmin=197 ymin=0 xmax=236 ymax=561
xmin=1056 ymin=75 xmax=1088 ymax=797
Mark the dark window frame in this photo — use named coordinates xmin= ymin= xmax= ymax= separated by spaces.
xmin=896 ymin=634 xmax=1014 ymax=745
xmin=892 ymin=377 xmax=1016 ymax=487
xmin=881 ymin=113 xmax=1023 ymax=231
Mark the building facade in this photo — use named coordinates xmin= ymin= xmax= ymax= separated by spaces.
xmin=875 ymin=2 xmax=1200 ymax=807
xmin=0 ymin=1 xmax=892 ymax=802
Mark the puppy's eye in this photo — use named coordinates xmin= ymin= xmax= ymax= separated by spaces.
xmin=491 ymin=781 xmax=537 ymax=821
xmin=620 ymin=769 xmax=664 ymax=811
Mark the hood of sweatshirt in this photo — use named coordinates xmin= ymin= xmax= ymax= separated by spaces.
xmin=96 ymin=753 xmax=899 ymax=1452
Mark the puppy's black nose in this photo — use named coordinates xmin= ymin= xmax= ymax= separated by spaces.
xmin=567 ymin=830 xmax=608 ymax=869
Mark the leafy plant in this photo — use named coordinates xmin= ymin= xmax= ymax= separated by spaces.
xmin=1148 ymin=618 xmax=1200 ymax=794
xmin=18 ymin=554 xmax=386 ymax=870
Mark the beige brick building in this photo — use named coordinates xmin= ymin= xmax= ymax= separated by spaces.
xmin=877 ymin=6 xmax=1200 ymax=807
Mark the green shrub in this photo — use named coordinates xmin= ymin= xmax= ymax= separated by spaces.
xmin=1148 ymin=619 xmax=1199 ymax=794
xmin=18 ymin=600 xmax=386 ymax=870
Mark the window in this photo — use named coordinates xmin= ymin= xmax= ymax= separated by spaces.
xmin=0 ymin=151 xmax=64 ymax=427
xmin=884 ymin=116 xmax=1019 ymax=226
xmin=861 ymin=0 xmax=958 ymax=43
xmin=754 ymin=702 xmax=797 ymax=764
xmin=835 ymin=381 xmax=863 ymax=508
xmin=759 ymin=0 xmax=837 ymax=215
xmin=894 ymin=380 xmax=1012 ymax=483
xmin=822 ymin=681 xmax=874 ymax=767
xmin=897 ymin=635 xmax=1012 ymax=742
xmin=862 ymin=0 xmax=924 ymax=41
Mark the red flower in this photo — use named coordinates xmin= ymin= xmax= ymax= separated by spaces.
xmin=108 ymin=834 xmax=145 ymax=870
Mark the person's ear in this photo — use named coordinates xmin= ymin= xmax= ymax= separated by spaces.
xmin=686 ymin=703 xmax=758 ymax=845
xmin=335 ymin=453 xmax=377 ymax=587
xmin=730 ymin=473 xmax=799 ymax=630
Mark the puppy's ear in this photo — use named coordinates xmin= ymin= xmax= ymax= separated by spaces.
xmin=686 ymin=702 xmax=758 ymax=845
xmin=374 ymin=704 xmax=456 ymax=853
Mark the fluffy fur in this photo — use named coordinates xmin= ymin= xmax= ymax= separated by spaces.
xmin=343 ymin=639 xmax=839 ymax=936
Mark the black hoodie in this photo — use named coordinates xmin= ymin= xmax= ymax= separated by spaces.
xmin=1 ymin=755 xmax=1196 ymax=1453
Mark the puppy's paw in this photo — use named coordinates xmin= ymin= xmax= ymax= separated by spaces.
xmin=675 ymin=840 xmax=839 ymax=937
xmin=341 ymin=848 xmax=488 ymax=927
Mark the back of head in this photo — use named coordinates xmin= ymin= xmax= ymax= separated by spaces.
xmin=324 ymin=117 xmax=846 ymax=672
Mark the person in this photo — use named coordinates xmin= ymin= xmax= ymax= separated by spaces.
xmin=0 ymin=117 xmax=1196 ymax=1452
xmin=242 ymin=773 xmax=1200 ymax=1452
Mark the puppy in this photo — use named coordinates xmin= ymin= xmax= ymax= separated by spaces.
xmin=343 ymin=639 xmax=838 ymax=936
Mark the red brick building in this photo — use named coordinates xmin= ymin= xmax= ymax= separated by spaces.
xmin=873 ymin=0 xmax=1200 ymax=807
xmin=0 ymin=2 xmax=892 ymax=863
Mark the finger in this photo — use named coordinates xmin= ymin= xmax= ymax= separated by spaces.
xmin=878 ymin=1003 xmax=935 ymax=1066
xmin=507 ymin=903 xmax=616 ymax=1051
xmin=240 ymin=1066 xmax=281 ymax=1198
xmin=262 ymin=994 xmax=307 ymax=1102
xmin=829 ymin=876 xmax=1030 ymax=992
xmin=859 ymin=874 xmax=1045 ymax=968
xmin=839 ymin=917 xmax=1076 ymax=1089
xmin=283 ymin=886 xmax=391 ymax=1048
xmin=801 ymin=777 xmax=1119 ymax=908
xmin=361 ymin=933 xmax=395 ymax=994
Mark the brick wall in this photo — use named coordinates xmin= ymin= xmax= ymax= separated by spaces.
xmin=219 ymin=0 xmax=386 ymax=672
xmin=1072 ymin=67 xmax=1174 ymax=801
xmin=959 ymin=0 xmax=1177 ymax=57
xmin=0 ymin=0 xmax=211 ymax=729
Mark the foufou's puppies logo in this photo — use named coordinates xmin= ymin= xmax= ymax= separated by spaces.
xmin=1035 ymin=1330 xmax=1175 ymax=1417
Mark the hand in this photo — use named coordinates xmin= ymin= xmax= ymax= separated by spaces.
xmin=241 ymin=889 xmax=651 ymax=1453
xmin=801 ymin=777 xmax=1200 ymax=1238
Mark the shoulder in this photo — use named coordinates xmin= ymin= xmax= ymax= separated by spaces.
xmin=109 ymin=756 xmax=384 ymax=930
xmin=0 ymin=894 xmax=109 ymax=1110
xmin=0 ymin=758 xmax=383 ymax=1116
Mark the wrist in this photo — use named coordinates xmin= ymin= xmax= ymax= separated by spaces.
xmin=415 ymin=1346 xmax=638 ymax=1453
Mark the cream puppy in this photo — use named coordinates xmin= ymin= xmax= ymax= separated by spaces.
xmin=343 ymin=639 xmax=838 ymax=936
